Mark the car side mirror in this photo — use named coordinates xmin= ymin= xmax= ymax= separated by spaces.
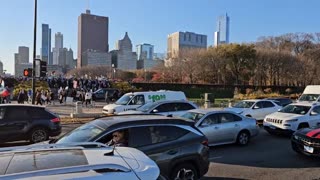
xmin=152 ymin=109 xmax=159 ymax=113
xmin=310 ymin=111 xmax=318 ymax=116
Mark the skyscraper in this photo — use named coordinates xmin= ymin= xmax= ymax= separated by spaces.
xmin=41 ymin=24 xmax=52 ymax=64
xmin=214 ymin=14 xmax=230 ymax=46
xmin=18 ymin=46 xmax=29 ymax=63
xmin=167 ymin=31 xmax=207 ymax=58
xmin=113 ymin=32 xmax=137 ymax=70
xmin=53 ymin=32 xmax=64 ymax=65
xmin=136 ymin=44 xmax=154 ymax=60
xmin=77 ymin=10 xmax=109 ymax=68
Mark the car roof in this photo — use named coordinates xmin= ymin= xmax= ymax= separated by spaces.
xmin=93 ymin=115 xmax=195 ymax=129
xmin=147 ymin=100 xmax=191 ymax=104
xmin=242 ymin=99 xmax=274 ymax=102
xmin=0 ymin=104 xmax=45 ymax=108
xmin=289 ymin=101 xmax=320 ymax=106
xmin=187 ymin=108 xmax=240 ymax=115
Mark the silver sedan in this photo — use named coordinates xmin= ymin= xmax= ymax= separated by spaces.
xmin=181 ymin=109 xmax=259 ymax=146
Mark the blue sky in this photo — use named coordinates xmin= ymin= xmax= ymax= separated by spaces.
xmin=1 ymin=0 xmax=319 ymax=74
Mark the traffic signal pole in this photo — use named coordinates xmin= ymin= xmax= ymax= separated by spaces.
xmin=32 ymin=0 xmax=37 ymax=104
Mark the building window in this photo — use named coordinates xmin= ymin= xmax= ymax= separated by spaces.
xmin=200 ymin=36 xmax=203 ymax=43
xmin=184 ymin=34 xmax=186 ymax=41
xmin=189 ymin=34 xmax=191 ymax=41
xmin=196 ymin=36 xmax=198 ymax=42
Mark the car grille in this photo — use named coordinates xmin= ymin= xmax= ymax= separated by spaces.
xmin=295 ymin=135 xmax=320 ymax=147
xmin=266 ymin=118 xmax=283 ymax=124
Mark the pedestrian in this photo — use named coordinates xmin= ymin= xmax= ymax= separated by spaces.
xmin=17 ymin=89 xmax=25 ymax=104
xmin=85 ymin=90 xmax=92 ymax=107
xmin=105 ymin=90 xmax=109 ymax=103
xmin=36 ymin=90 xmax=42 ymax=105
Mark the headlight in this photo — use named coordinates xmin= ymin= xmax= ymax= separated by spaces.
xmin=285 ymin=119 xmax=298 ymax=123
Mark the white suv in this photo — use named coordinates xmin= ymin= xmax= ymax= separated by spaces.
xmin=0 ymin=143 xmax=160 ymax=180
xmin=226 ymin=99 xmax=281 ymax=124
xmin=263 ymin=102 xmax=320 ymax=135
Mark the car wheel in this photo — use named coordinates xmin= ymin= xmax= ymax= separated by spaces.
xmin=237 ymin=131 xmax=250 ymax=145
xmin=29 ymin=128 xmax=48 ymax=143
xmin=170 ymin=163 xmax=198 ymax=180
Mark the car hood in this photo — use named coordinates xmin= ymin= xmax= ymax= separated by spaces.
xmin=117 ymin=110 xmax=145 ymax=115
xmin=266 ymin=112 xmax=304 ymax=120
xmin=295 ymin=128 xmax=320 ymax=138
xmin=225 ymin=107 xmax=247 ymax=114
xmin=115 ymin=147 xmax=160 ymax=179
xmin=103 ymin=104 xmax=122 ymax=110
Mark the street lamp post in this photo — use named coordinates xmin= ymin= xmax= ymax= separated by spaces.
xmin=32 ymin=0 xmax=37 ymax=104
xmin=111 ymin=64 xmax=115 ymax=80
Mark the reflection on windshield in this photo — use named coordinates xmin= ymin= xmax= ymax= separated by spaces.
xmin=56 ymin=123 xmax=105 ymax=144
xmin=232 ymin=101 xmax=255 ymax=108
xmin=279 ymin=105 xmax=311 ymax=115
xmin=181 ymin=112 xmax=205 ymax=123
xmin=137 ymin=102 xmax=156 ymax=112
xmin=299 ymin=94 xmax=319 ymax=101
xmin=115 ymin=95 xmax=133 ymax=105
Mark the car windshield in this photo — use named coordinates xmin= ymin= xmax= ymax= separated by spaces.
xmin=279 ymin=105 xmax=311 ymax=115
xmin=136 ymin=102 xmax=158 ymax=112
xmin=181 ymin=112 xmax=205 ymax=123
xmin=56 ymin=123 xmax=105 ymax=144
xmin=232 ymin=101 xmax=255 ymax=108
xmin=115 ymin=94 xmax=133 ymax=105
xmin=299 ymin=94 xmax=319 ymax=101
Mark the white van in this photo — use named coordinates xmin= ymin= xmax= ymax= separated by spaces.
xmin=102 ymin=90 xmax=187 ymax=114
xmin=298 ymin=85 xmax=320 ymax=102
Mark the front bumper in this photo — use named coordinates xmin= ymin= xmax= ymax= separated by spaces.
xmin=291 ymin=137 xmax=320 ymax=157
xmin=264 ymin=125 xmax=294 ymax=135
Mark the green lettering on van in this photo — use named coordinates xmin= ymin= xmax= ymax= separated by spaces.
xmin=148 ymin=94 xmax=166 ymax=102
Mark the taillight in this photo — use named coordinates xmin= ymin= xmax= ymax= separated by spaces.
xmin=201 ymin=140 xmax=209 ymax=146
xmin=51 ymin=117 xmax=60 ymax=123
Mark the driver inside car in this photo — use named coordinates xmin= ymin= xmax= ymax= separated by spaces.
xmin=107 ymin=130 xmax=128 ymax=147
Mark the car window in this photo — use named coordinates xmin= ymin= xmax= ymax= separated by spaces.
xmin=262 ymin=101 xmax=275 ymax=108
xmin=311 ymin=106 xmax=320 ymax=115
xmin=6 ymin=150 xmax=88 ymax=175
xmin=253 ymin=102 xmax=263 ymax=109
xmin=28 ymin=108 xmax=55 ymax=120
xmin=0 ymin=153 xmax=13 ymax=175
xmin=0 ymin=107 xmax=5 ymax=120
xmin=129 ymin=95 xmax=145 ymax=105
xmin=156 ymin=103 xmax=175 ymax=112
xmin=175 ymin=102 xmax=196 ymax=111
xmin=149 ymin=126 xmax=188 ymax=144
xmin=218 ymin=113 xmax=238 ymax=123
xmin=129 ymin=127 xmax=152 ymax=147
xmin=201 ymin=114 xmax=219 ymax=126
xmin=5 ymin=107 xmax=28 ymax=120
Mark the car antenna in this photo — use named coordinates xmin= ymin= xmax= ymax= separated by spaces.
xmin=104 ymin=145 xmax=116 ymax=156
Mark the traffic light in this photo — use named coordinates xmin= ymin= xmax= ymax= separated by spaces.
xmin=40 ymin=61 xmax=47 ymax=77
xmin=23 ymin=68 xmax=32 ymax=77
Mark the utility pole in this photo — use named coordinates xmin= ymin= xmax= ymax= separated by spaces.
xmin=32 ymin=0 xmax=37 ymax=104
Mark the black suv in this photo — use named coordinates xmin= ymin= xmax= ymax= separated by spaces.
xmin=0 ymin=105 xmax=61 ymax=144
xmin=54 ymin=115 xmax=210 ymax=180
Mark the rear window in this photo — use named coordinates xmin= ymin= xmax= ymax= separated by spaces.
xmin=6 ymin=149 xmax=88 ymax=175
xmin=28 ymin=108 xmax=56 ymax=119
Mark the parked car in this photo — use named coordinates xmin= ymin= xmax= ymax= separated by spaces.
xmin=297 ymin=85 xmax=320 ymax=102
xmin=0 ymin=142 xmax=160 ymax=180
xmin=263 ymin=102 xmax=320 ymax=135
xmin=265 ymin=97 xmax=293 ymax=107
xmin=92 ymin=88 xmax=118 ymax=101
xmin=225 ymin=99 xmax=281 ymax=124
xmin=102 ymin=90 xmax=187 ymax=115
xmin=117 ymin=100 xmax=197 ymax=116
xmin=181 ymin=109 xmax=259 ymax=146
xmin=52 ymin=115 xmax=210 ymax=180
xmin=291 ymin=127 xmax=320 ymax=157
xmin=0 ymin=104 xmax=61 ymax=143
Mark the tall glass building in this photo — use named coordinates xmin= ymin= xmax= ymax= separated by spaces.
xmin=136 ymin=44 xmax=154 ymax=60
xmin=215 ymin=14 xmax=230 ymax=45
xmin=41 ymin=24 xmax=52 ymax=64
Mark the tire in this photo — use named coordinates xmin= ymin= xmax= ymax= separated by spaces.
xmin=297 ymin=123 xmax=309 ymax=130
xmin=29 ymin=127 xmax=48 ymax=143
xmin=237 ymin=131 xmax=250 ymax=145
xmin=170 ymin=163 xmax=198 ymax=180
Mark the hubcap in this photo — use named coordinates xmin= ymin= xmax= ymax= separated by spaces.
xmin=239 ymin=133 xmax=248 ymax=145
xmin=32 ymin=130 xmax=46 ymax=143
xmin=174 ymin=168 xmax=195 ymax=180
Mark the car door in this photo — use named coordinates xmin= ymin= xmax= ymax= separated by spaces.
xmin=197 ymin=114 xmax=221 ymax=145
xmin=250 ymin=101 xmax=265 ymax=120
xmin=261 ymin=101 xmax=278 ymax=117
xmin=309 ymin=106 xmax=320 ymax=127
xmin=150 ymin=103 xmax=175 ymax=116
xmin=126 ymin=95 xmax=146 ymax=111
xmin=217 ymin=113 xmax=242 ymax=143
xmin=1 ymin=107 xmax=30 ymax=141
xmin=127 ymin=125 xmax=188 ymax=176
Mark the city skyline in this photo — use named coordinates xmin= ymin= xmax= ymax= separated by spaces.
xmin=1 ymin=0 xmax=320 ymax=74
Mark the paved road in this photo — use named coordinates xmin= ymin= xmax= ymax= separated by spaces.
xmin=2 ymin=123 xmax=320 ymax=179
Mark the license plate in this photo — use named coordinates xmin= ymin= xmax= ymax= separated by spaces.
xmin=304 ymin=146 xmax=314 ymax=153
